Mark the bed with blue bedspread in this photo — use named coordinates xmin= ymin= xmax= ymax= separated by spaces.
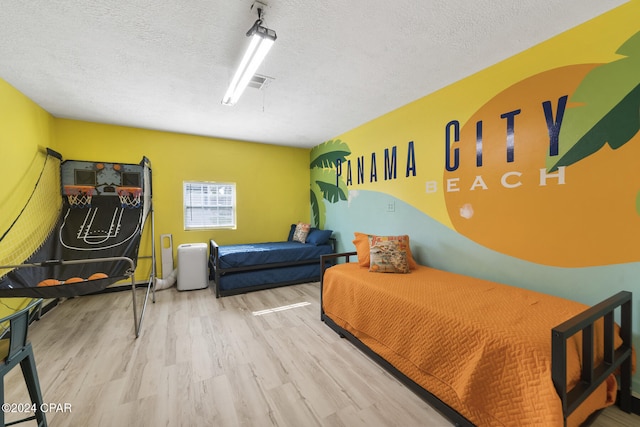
xmin=208 ymin=225 xmax=335 ymax=297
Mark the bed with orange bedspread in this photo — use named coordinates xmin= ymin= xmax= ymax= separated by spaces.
xmin=320 ymin=253 xmax=634 ymax=427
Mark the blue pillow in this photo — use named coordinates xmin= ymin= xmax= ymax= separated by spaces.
xmin=287 ymin=224 xmax=297 ymax=241
xmin=306 ymin=229 xmax=332 ymax=245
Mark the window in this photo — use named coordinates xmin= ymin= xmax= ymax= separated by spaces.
xmin=183 ymin=181 xmax=236 ymax=230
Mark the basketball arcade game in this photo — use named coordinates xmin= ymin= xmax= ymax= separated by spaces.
xmin=0 ymin=150 xmax=156 ymax=338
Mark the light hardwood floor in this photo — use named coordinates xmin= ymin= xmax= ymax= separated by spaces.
xmin=4 ymin=283 xmax=639 ymax=426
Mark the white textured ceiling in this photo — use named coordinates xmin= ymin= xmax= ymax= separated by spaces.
xmin=0 ymin=1 xmax=628 ymax=148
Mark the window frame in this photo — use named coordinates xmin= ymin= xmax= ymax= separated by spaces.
xmin=183 ymin=181 xmax=237 ymax=230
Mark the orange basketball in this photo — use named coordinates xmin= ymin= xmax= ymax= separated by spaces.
xmin=95 ymin=163 xmax=104 ymax=170
xmin=64 ymin=277 xmax=84 ymax=284
xmin=37 ymin=279 xmax=61 ymax=287
xmin=88 ymin=272 xmax=108 ymax=280
xmin=113 ymin=164 xmax=121 ymax=171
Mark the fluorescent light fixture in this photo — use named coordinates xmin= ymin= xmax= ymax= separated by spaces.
xmin=222 ymin=16 xmax=277 ymax=106
xmin=252 ymin=301 xmax=311 ymax=316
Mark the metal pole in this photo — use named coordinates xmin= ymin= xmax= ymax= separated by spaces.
xmin=131 ymin=271 xmax=139 ymax=337
xmin=151 ymin=202 xmax=157 ymax=303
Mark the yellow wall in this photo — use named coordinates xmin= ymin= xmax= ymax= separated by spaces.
xmin=0 ymin=78 xmax=55 ymax=316
xmin=0 ymin=79 xmax=54 ymax=209
xmin=2 ymin=78 xmax=310 ymax=302
xmin=52 ymin=119 xmax=311 ymax=277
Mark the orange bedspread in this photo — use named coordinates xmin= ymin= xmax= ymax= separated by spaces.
xmin=322 ymin=263 xmax=628 ymax=427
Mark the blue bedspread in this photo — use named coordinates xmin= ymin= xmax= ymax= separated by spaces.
xmin=218 ymin=241 xmax=334 ymax=269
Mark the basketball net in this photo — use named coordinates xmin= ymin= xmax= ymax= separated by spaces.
xmin=64 ymin=186 xmax=95 ymax=209
xmin=116 ymin=187 xmax=142 ymax=209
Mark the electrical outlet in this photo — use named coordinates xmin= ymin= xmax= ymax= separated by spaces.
xmin=387 ymin=201 xmax=395 ymax=212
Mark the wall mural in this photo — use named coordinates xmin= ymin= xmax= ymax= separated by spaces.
xmin=310 ymin=139 xmax=349 ymax=229
xmin=311 ymin=30 xmax=640 ymax=268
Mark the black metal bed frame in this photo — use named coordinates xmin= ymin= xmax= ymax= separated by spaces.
xmin=209 ymin=238 xmax=336 ymax=298
xmin=320 ymin=251 xmax=635 ymax=426
xmin=552 ymin=291 xmax=633 ymax=425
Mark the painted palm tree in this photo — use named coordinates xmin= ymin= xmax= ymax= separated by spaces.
xmin=310 ymin=139 xmax=350 ymax=228
xmin=545 ymin=31 xmax=640 ymax=215
xmin=546 ymin=31 xmax=640 ymax=172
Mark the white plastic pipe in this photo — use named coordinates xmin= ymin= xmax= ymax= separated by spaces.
xmin=155 ymin=268 xmax=177 ymax=290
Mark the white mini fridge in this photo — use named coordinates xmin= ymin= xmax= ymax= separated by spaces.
xmin=177 ymin=243 xmax=208 ymax=291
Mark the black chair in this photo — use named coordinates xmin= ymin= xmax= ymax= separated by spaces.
xmin=0 ymin=299 xmax=47 ymax=427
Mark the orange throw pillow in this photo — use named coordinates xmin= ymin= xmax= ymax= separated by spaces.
xmin=353 ymin=232 xmax=418 ymax=269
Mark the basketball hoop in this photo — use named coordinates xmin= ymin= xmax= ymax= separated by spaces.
xmin=116 ymin=186 xmax=143 ymax=209
xmin=64 ymin=185 xmax=96 ymax=209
